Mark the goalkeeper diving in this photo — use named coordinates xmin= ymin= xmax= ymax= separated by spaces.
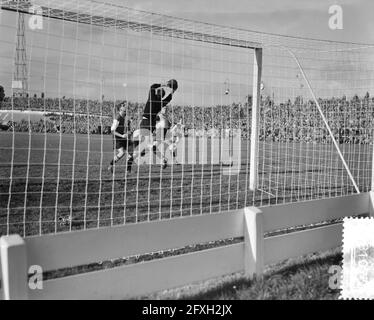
xmin=127 ymin=79 xmax=178 ymax=171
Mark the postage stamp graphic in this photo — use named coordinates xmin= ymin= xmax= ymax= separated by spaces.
xmin=341 ymin=217 xmax=374 ymax=299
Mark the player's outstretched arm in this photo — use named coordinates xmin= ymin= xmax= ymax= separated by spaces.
xmin=159 ymin=79 xmax=178 ymax=107
xmin=154 ymin=79 xmax=178 ymax=96
xmin=150 ymin=83 xmax=167 ymax=101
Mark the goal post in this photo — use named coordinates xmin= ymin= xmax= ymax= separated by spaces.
xmin=249 ymin=48 xmax=262 ymax=191
xmin=250 ymin=45 xmax=363 ymax=195
xmin=255 ymin=44 xmax=374 ymax=205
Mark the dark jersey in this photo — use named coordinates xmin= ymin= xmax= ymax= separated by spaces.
xmin=115 ymin=115 xmax=131 ymax=137
xmin=142 ymin=83 xmax=172 ymax=124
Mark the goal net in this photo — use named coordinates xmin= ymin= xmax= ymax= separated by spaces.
xmin=0 ymin=0 xmax=373 ymax=237
xmin=255 ymin=44 xmax=374 ymax=206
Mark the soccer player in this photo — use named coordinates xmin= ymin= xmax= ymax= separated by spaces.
xmin=152 ymin=106 xmax=171 ymax=162
xmin=154 ymin=106 xmax=170 ymax=142
xmin=154 ymin=114 xmax=184 ymax=165
xmin=167 ymin=120 xmax=184 ymax=164
xmin=108 ymin=102 xmax=133 ymax=173
xmin=129 ymin=79 xmax=178 ymax=171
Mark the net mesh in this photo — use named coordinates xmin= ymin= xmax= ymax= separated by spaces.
xmin=0 ymin=0 xmax=373 ymax=237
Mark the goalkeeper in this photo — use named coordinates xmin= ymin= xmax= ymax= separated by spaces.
xmin=128 ymin=79 xmax=178 ymax=171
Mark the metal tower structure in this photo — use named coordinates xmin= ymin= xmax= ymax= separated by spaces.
xmin=13 ymin=11 xmax=28 ymax=97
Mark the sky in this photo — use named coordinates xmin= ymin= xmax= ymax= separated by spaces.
xmin=0 ymin=0 xmax=374 ymax=105
xmin=107 ymin=0 xmax=374 ymax=44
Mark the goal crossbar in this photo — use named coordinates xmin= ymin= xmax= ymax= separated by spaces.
xmin=0 ymin=0 xmax=262 ymax=49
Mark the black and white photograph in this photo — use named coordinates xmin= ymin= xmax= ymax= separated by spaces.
xmin=0 ymin=0 xmax=374 ymax=303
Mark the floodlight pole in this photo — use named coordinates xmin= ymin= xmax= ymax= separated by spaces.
xmin=13 ymin=12 xmax=28 ymax=97
xmin=249 ymin=48 xmax=262 ymax=191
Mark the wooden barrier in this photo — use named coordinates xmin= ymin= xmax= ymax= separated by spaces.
xmin=0 ymin=192 xmax=370 ymax=300
xmin=0 ymin=235 xmax=28 ymax=300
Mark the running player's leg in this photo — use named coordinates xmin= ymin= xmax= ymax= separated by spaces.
xmin=124 ymin=139 xmax=134 ymax=173
xmin=108 ymin=145 xmax=125 ymax=173
xmin=153 ymin=127 xmax=169 ymax=168
xmin=167 ymin=125 xmax=183 ymax=165
xmin=161 ymin=128 xmax=169 ymax=168
xmin=168 ymin=137 xmax=178 ymax=164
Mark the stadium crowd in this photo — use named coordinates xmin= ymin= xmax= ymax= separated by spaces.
xmin=1 ymin=94 xmax=373 ymax=143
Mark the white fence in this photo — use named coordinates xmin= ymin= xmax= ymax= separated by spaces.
xmin=0 ymin=192 xmax=372 ymax=300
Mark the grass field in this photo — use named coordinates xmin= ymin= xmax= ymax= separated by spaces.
xmin=0 ymin=131 xmax=371 ymax=237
